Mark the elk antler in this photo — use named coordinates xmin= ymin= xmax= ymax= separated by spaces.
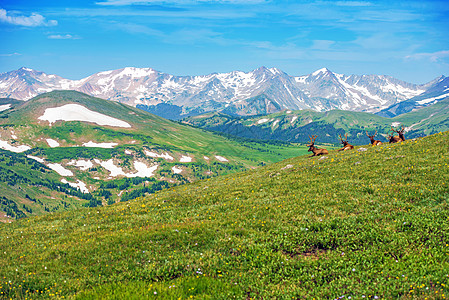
xmin=366 ymin=131 xmax=370 ymax=137
xmin=344 ymin=133 xmax=348 ymax=141
xmin=374 ymin=130 xmax=377 ymax=136
xmin=308 ymin=135 xmax=316 ymax=145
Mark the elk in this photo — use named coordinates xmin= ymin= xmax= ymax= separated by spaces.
xmin=307 ymin=135 xmax=329 ymax=157
xmin=338 ymin=133 xmax=354 ymax=151
xmin=366 ymin=130 xmax=382 ymax=146
xmin=388 ymin=125 xmax=405 ymax=143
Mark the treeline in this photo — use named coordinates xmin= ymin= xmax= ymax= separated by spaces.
xmin=99 ymin=176 xmax=155 ymax=190
xmin=0 ymin=196 xmax=26 ymax=219
xmin=120 ymin=181 xmax=172 ymax=202
xmin=192 ymin=119 xmax=396 ymax=145
xmin=97 ymin=177 xmax=173 ymax=202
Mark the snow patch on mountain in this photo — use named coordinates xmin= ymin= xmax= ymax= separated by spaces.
xmin=132 ymin=161 xmax=158 ymax=177
xmin=95 ymin=159 xmax=126 ymax=177
xmin=48 ymin=163 xmax=73 ymax=176
xmin=38 ymin=104 xmax=131 ymax=128
xmin=0 ymin=139 xmax=31 ymax=153
xmin=27 ymin=155 xmax=45 ymax=163
xmin=67 ymin=159 xmax=93 ymax=171
xmin=46 ymin=138 xmax=60 ymax=148
xmin=94 ymin=159 xmax=157 ymax=178
xmin=172 ymin=166 xmax=182 ymax=174
xmin=61 ymin=179 xmax=89 ymax=193
xmin=144 ymin=150 xmax=174 ymax=161
xmin=215 ymin=155 xmax=228 ymax=162
xmin=0 ymin=104 xmax=11 ymax=112
xmin=180 ymin=155 xmax=192 ymax=162
xmin=257 ymin=118 xmax=269 ymax=124
xmin=416 ymin=93 xmax=449 ymax=105
xmin=82 ymin=141 xmax=118 ymax=148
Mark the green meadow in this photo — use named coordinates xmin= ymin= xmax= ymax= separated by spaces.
xmin=0 ymin=131 xmax=448 ymax=299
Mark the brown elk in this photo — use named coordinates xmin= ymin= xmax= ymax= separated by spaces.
xmin=338 ymin=133 xmax=354 ymax=151
xmin=366 ymin=130 xmax=382 ymax=146
xmin=388 ymin=125 xmax=405 ymax=143
xmin=307 ymin=135 xmax=329 ymax=157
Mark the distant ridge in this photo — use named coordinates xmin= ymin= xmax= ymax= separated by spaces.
xmin=183 ymin=96 xmax=449 ymax=145
xmin=1 ymin=66 xmax=447 ymax=119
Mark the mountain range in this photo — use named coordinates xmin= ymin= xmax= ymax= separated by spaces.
xmin=1 ymin=67 xmax=447 ymax=119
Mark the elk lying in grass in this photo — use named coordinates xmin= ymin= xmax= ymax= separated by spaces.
xmin=388 ymin=125 xmax=405 ymax=143
xmin=366 ymin=130 xmax=382 ymax=146
xmin=307 ymin=135 xmax=328 ymax=157
xmin=338 ymin=133 xmax=354 ymax=151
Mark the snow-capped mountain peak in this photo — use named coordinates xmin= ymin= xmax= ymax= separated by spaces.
xmin=0 ymin=66 xmax=446 ymax=119
xmin=311 ymin=67 xmax=331 ymax=76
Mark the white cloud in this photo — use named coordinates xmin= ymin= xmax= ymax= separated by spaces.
xmin=96 ymin=0 xmax=266 ymax=5
xmin=405 ymin=50 xmax=449 ymax=62
xmin=110 ymin=22 xmax=163 ymax=36
xmin=0 ymin=52 xmax=21 ymax=57
xmin=311 ymin=40 xmax=336 ymax=50
xmin=0 ymin=8 xmax=57 ymax=27
xmin=47 ymin=34 xmax=80 ymax=40
xmin=95 ymin=0 xmax=267 ymax=6
xmin=333 ymin=1 xmax=373 ymax=7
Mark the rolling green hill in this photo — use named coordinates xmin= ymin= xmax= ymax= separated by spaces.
xmin=0 ymin=131 xmax=448 ymax=299
xmin=183 ymin=98 xmax=449 ymax=145
xmin=0 ymin=90 xmax=305 ymax=221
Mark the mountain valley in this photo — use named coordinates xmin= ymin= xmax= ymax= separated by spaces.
xmin=183 ymin=96 xmax=449 ymax=145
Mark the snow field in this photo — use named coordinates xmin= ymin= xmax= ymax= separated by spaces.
xmin=172 ymin=166 xmax=182 ymax=174
xmin=38 ymin=104 xmax=131 ymax=128
xmin=215 ymin=155 xmax=228 ymax=162
xmin=144 ymin=150 xmax=174 ymax=161
xmin=0 ymin=139 xmax=31 ymax=153
xmin=82 ymin=141 xmax=118 ymax=148
xmin=26 ymin=155 xmax=45 ymax=163
xmin=47 ymin=163 xmax=73 ymax=176
xmin=180 ymin=155 xmax=192 ymax=162
xmin=46 ymin=138 xmax=60 ymax=147
xmin=67 ymin=159 xmax=93 ymax=171
xmin=0 ymin=104 xmax=11 ymax=112
xmin=61 ymin=179 xmax=89 ymax=193
xmin=95 ymin=159 xmax=158 ymax=178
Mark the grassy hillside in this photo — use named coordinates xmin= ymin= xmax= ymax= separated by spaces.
xmin=0 ymin=131 xmax=448 ymax=299
xmin=0 ymin=150 xmax=91 ymax=221
xmin=0 ymin=91 xmax=306 ymax=220
xmin=183 ymin=98 xmax=449 ymax=145
xmin=396 ymin=97 xmax=449 ymax=136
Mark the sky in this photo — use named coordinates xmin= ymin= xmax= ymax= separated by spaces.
xmin=0 ymin=0 xmax=448 ymax=84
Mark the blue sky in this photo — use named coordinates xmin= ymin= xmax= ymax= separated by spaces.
xmin=0 ymin=0 xmax=448 ymax=83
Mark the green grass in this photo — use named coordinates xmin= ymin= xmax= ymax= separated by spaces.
xmin=0 ymin=131 xmax=448 ymax=299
